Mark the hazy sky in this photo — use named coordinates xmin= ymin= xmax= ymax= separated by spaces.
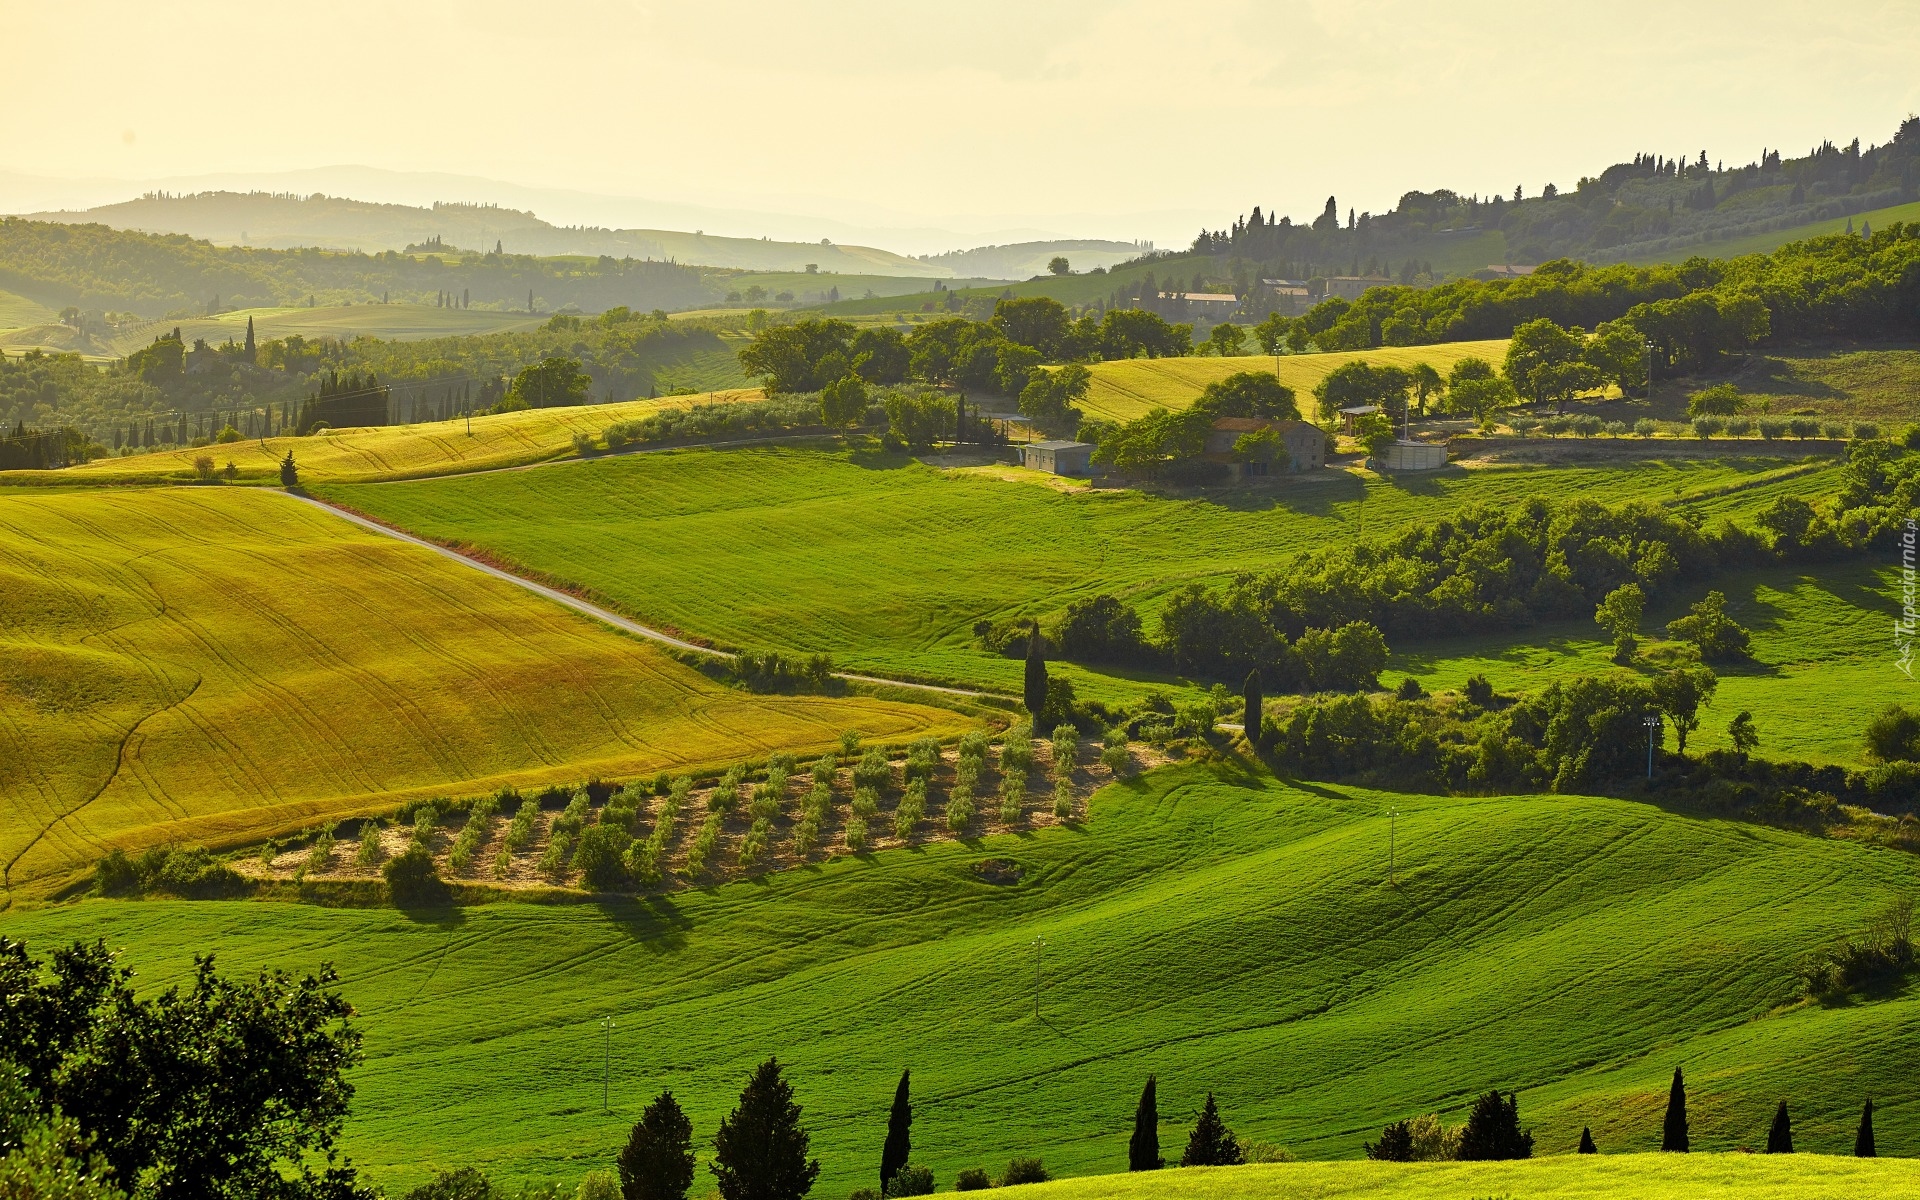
xmin=3 ymin=0 xmax=1917 ymax=249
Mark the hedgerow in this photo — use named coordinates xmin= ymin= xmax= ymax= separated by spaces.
xmin=601 ymin=395 xmax=823 ymax=449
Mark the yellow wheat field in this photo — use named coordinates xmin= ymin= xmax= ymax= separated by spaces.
xmin=0 ymin=484 xmax=963 ymax=904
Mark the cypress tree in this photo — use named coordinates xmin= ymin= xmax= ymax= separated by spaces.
xmin=1178 ymin=1093 xmax=1242 ymax=1167
xmin=619 ymin=1090 xmax=696 ymax=1200
xmin=1577 ymin=1127 xmax=1596 ymax=1154
xmin=280 ymin=451 xmax=299 ymax=489
xmin=1661 ymin=1067 xmax=1689 ymax=1152
xmin=1023 ymin=622 xmax=1048 ymax=722
xmin=1766 ymin=1101 xmax=1792 ymax=1154
xmin=244 ymin=315 xmax=256 ymax=361
xmin=1128 ymin=1075 xmax=1162 ymax=1171
xmin=1457 ymin=1091 xmax=1533 ymax=1161
xmin=710 ymin=1058 xmax=820 ymax=1200
xmin=1856 ymin=1099 xmax=1875 ymax=1158
xmin=1243 ymin=670 xmax=1263 ymax=748
xmin=879 ymin=1069 xmax=911 ymax=1194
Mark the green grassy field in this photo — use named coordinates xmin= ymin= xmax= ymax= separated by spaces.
xmin=0 ymin=485 xmax=963 ymax=905
xmin=1076 ymin=342 xmax=1511 ymax=423
xmin=322 ymin=446 xmax=1851 ymax=707
xmin=8 ymin=390 xmax=766 ymax=486
xmin=0 ymin=285 xmax=56 ymax=331
xmin=6 ymin=761 xmax=1917 ymax=1195
xmin=1391 ymin=560 xmax=1913 ymax=766
xmin=1705 ymin=345 xmax=1920 ymax=424
xmin=1019 ymin=1154 xmax=1920 ymax=1200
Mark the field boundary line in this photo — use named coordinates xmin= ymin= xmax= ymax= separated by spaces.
xmin=278 ymin=491 xmax=998 ymax=703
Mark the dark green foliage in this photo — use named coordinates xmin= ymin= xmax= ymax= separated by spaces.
xmin=403 ymin=1168 xmax=498 ymax=1200
xmin=1665 ymin=590 xmax=1752 ymax=662
xmin=604 ymin=396 xmax=826 ymax=449
xmin=1766 ymin=1101 xmax=1793 ymax=1153
xmin=1463 ymin=674 xmax=1495 ymax=706
xmin=297 ymin=370 xmax=390 ymax=434
xmin=1456 ymin=1091 xmax=1533 ymax=1161
xmin=997 ymin=1158 xmax=1050 ymax=1187
xmin=1800 ymin=899 xmax=1914 ymax=999
xmin=879 ymin=1070 xmax=911 ymax=1194
xmin=1662 ymin=1067 xmax=1690 ymax=1152
xmin=1192 ymin=372 xmax=1300 ymax=421
xmin=1856 ymin=1098 xmax=1876 ymax=1157
xmin=1054 ymin=595 xmax=1151 ymax=664
xmin=1865 ymin=705 xmax=1920 ymax=763
xmin=1178 ymin=1093 xmax=1243 ymax=1167
xmin=1364 ymin=1120 xmax=1413 ymax=1162
xmin=1128 ymin=1075 xmax=1162 ymax=1172
xmin=1023 ymin=626 xmax=1048 ymax=720
xmin=508 ymin=357 xmax=591 ymax=408
xmin=1577 ymin=1127 xmax=1597 ymax=1154
xmin=93 ymin=846 xmax=245 ymax=899
xmin=729 ymin=651 xmax=836 ymax=694
xmin=0 ymin=937 xmax=369 ymax=1200
xmin=1394 ymin=676 xmax=1424 ymax=701
xmin=878 ymin=1165 xmax=931 ymax=1199
xmin=619 ymin=1091 xmax=695 ymax=1200
xmin=1242 ymin=674 xmax=1263 ymax=750
xmin=573 ymin=825 xmax=633 ymax=891
xmin=952 ymin=1169 xmax=990 ymax=1191
xmin=280 ymin=451 xmax=300 ymax=488
xmin=382 ymin=845 xmax=447 ymax=907
xmin=710 ymin=1058 xmax=820 ymax=1200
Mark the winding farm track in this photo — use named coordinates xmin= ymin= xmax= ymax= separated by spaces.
xmin=279 ymin=491 xmax=998 ymax=703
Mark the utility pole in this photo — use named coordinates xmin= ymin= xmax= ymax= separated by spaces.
xmin=1030 ymin=936 xmax=1046 ymax=1020
xmin=600 ymin=1015 xmax=616 ymax=1112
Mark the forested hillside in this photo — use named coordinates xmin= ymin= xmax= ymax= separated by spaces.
xmin=0 ymin=217 xmax=714 ymax=315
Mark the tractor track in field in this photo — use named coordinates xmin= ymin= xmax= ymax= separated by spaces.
xmin=278 ymin=491 xmax=1001 ymax=705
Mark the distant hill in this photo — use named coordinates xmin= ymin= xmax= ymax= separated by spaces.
xmin=25 ymin=191 xmax=963 ymax=278
xmin=916 ymin=239 xmax=1149 ymax=280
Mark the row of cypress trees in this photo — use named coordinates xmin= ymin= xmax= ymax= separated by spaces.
xmin=1658 ymin=1066 xmax=1879 ymax=1157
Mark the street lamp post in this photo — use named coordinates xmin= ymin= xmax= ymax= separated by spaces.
xmin=600 ymin=1015 xmax=616 ymax=1112
xmin=1644 ymin=715 xmax=1663 ymax=780
xmin=1030 ymin=936 xmax=1046 ymax=1020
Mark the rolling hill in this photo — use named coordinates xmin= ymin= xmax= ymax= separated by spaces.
xmin=0 ymin=484 xmax=963 ymax=905
xmin=319 ymin=447 xmax=1865 ymax=743
xmin=6 ymin=760 xmax=1917 ymax=1194
xmin=26 ymin=191 xmax=957 ymax=277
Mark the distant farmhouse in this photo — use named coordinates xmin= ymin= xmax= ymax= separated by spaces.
xmin=1323 ymin=275 xmax=1395 ymax=300
xmin=1204 ymin=417 xmax=1325 ymax=478
xmin=1259 ymin=278 xmax=1314 ymax=315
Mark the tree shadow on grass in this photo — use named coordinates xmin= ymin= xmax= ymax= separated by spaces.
xmin=591 ymin=893 xmax=695 ymax=950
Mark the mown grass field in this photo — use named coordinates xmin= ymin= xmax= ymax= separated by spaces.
xmin=0 ymin=485 xmax=963 ymax=905
xmin=1075 ymin=341 xmax=1512 ymax=423
xmin=7 ymin=761 xmax=1918 ymax=1194
xmin=10 ymin=390 xmax=764 ymax=486
xmin=324 ymin=446 xmax=1852 ymax=708
xmin=1019 ymin=1154 xmax=1920 ymax=1200
xmin=1715 ymin=345 xmax=1920 ymax=424
xmin=1392 ymin=560 xmax=1913 ymax=766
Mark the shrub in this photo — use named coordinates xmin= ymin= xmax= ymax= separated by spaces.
xmin=353 ymin=819 xmax=385 ymax=869
xmin=401 ymin=1168 xmax=498 ymax=1200
xmin=1633 ymin=418 xmax=1657 ymax=437
xmin=904 ymin=738 xmax=941 ymax=785
xmin=303 ymin=823 xmax=337 ymax=875
xmin=953 ymin=1169 xmax=991 ymax=1192
xmin=853 ymin=748 xmax=892 ymax=792
xmin=1000 ymin=733 xmax=1034 ymax=777
xmin=384 ymin=845 xmax=445 ymax=905
xmin=493 ymin=847 xmax=514 ymax=880
xmin=504 ymin=792 xmax=540 ymax=852
xmin=1463 ymin=674 xmax=1495 ymax=706
xmin=1456 ymin=1090 xmax=1533 ymax=1160
xmin=1725 ymin=417 xmax=1752 ymax=436
xmin=709 ymin=766 xmax=745 ymax=813
xmin=685 ymin=811 xmax=725 ymax=874
xmin=1692 ymin=415 xmax=1724 ymax=439
xmin=998 ymin=1159 xmax=1049 ymax=1187
xmin=1603 ymin=420 xmax=1628 ymax=436
xmin=1822 ymin=421 xmax=1848 ymax=439
xmin=1665 ymin=590 xmax=1751 ymax=662
xmin=1855 ymin=422 xmax=1881 ymax=440
xmin=1758 ymin=417 xmax=1788 ymax=439
xmin=553 ymin=788 xmax=593 ymax=838
xmin=1240 ymin=1140 xmax=1298 ymax=1164
xmin=1406 ymin=1112 xmax=1460 ymax=1162
xmin=574 ymin=824 xmax=632 ymax=891
xmin=1050 ymin=724 xmax=1078 ymax=781
xmin=844 ymin=816 xmax=868 ymax=850
xmin=839 ymin=730 xmax=862 ymax=756
xmin=1052 ymin=779 xmax=1073 ymax=819
xmin=537 ymin=832 xmax=576 ymax=882
xmin=894 ymin=779 xmax=927 ymax=839
xmin=1800 ymin=898 xmax=1915 ymax=999
xmin=1688 ymin=383 xmax=1743 ymax=416
xmin=882 ymin=1166 xmax=934 ymax=1198
xmin=998 ymin=771 xmax=1025 ymax=825
xmin=946 ymin=780 xmax=975 ymax=832
xmin=1789 ymin=417 xmax=1820 ymax=439
xmin=1866 ymin=705 xmax=1920 ymax=763
xmin=410 ymin=801 xmax=444 ymax=852
xmin=1365 ymin=1121 xmax=1414 ymax=1162
xmin=851 ymin=786 xmax=879 ymax=819
xmin=1396 ymin=676 xmax=1426 ymax=700
xmin=448 ymin=795 xmax=501 ymax=876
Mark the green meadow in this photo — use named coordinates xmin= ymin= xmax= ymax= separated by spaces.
xmin=8 ymin=761 xmax=1917 ymax=1194
xmin=321 ymin=445 xmax=1874 ymax=739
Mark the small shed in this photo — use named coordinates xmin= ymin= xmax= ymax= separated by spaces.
xmin=1374 ymin=440 xmax=1447 ymax=471
xmin=1021 ymin=440 xmax=1094 ymax=476
xmin=1338 ymin=405 xmax=1382 ymax=435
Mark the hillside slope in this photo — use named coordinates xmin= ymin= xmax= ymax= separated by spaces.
xmin=7 ymin=762 xmax=1917 ymax=1194
xmin=0 ymin=485 xmax=961 ymax=904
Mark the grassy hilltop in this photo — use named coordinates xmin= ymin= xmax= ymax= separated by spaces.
xmin=7 ymin=761 xmax=1918 ymax=1194
xmin=0 ymin=484 xmax=962 ymax=905
xmin=321 ymin=446 xmax=1879 ymax=753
